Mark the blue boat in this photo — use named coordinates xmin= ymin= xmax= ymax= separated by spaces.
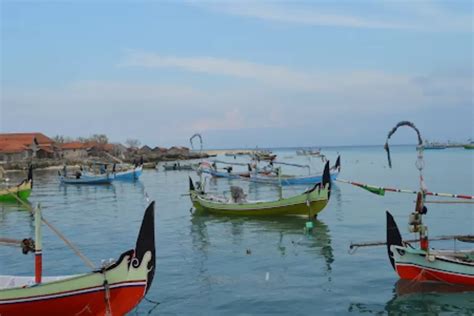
xmin=247 ymin=156 xmax=341 ymax=186
xmin=113 ymin=165 xmax=143 ymax=181
xmin=60 ymin=173 xmax=113 ymax=185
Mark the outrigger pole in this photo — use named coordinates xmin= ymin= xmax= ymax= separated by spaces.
xmin=336 ymin=178 xmax=474 ymax=200
xmin=349 ymin=234 xmax=474 ymax=252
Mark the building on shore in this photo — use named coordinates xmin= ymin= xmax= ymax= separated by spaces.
xmin=59 ymin=142 xmax=89 ymax=160
xmin=0 ymin=133 xmax=57 ymax=162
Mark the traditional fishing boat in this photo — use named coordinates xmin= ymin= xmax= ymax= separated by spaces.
xmin=190 ymin=161 xmax=331 ymax=217
xmin=423 ymin=141 xmax=447 ymax=150
xmin=0 ymin=166 xmax=33 ymax=202
xmin=387 ymin=211 xmax=474 ymax=286
xmin=464 ymin=141 xmax=474 ymax=150
xmin=248 ymin=156 xmax=340 ymax=186
xmin=113 ymin=165 xmax=143 ymax=181
xmin=0 ymin=202 xmax=156 ymax=315
xmin=59 ymin=169 xmax=113 ymax=185
xmin=197 ymin=161 xmax=255 ymax=179
xmin=296 ymin=148 xmax=321 ymax=156
xmin=162 ymin=163 xmax=195 ymax=171
xmin=348 ymin=121 xmax=474 ymax=287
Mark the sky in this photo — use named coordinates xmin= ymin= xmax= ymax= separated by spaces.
xmin=1 ymin=0 xmax=472 ymax=148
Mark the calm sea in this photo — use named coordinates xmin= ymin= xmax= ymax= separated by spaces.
xmin=1 ymin=146 xmax=473 ymax=315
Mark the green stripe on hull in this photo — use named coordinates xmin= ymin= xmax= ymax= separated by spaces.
xmin=0 ymin=188 xmax=31 ymax=202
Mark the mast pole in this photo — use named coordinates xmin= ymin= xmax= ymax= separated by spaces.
xmin=34 ymin=204 xmax=42 ymax=284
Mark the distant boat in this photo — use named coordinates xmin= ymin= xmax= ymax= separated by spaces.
xmin=0 ymin=166 xmax=33 ymax=202
xmin=296 ymin=148 xmax=321 ymax=156
xmin=190 ymin=161 xmax=332 ymax=217
xmin=248 ymin=156 xmax=341 ymax=186
xmin=464 ymin=141 xmax=474 ymax=150
xmin=423 ymin=141 xmax=447 ymax=150
xmin=162 ymin=162 xmax=195 ymax=171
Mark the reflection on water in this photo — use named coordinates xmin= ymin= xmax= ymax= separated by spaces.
xmin=190 ymin=213 xmax=334 ymax=275
xmin=349 ymin=280 xmax=474 ymax=314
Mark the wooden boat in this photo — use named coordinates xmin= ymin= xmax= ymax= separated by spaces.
xmin=0 ymin=202 xmax=156 ymax=315
xmin=162 ymin=163 xmax=195 ymax=171
xmin=383 ymin=122 xmax=474 ymax=286
xmin=113 ymin=165 xmax=143 ymax=181
xmin=198 ymin=161 xmax=254 ymax=179
xmin=190 ymin=161 xmax=331 ymax=217
xmin=296 ymin=148 xmax=321 ymax=156
xmin=423 ymin=139 xmax=447 ymax=150
xmin=59 ymin=172 xmax=113 ymax=185
xmin=386 ymin=211 xmax=474 ymax=286
xmin=0 ymin=166 xmax=33 ymax=202
xmin=248 ymin=156 xmax=340 ymax=186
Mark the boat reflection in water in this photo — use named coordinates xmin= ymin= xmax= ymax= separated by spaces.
xmin=349 ymin=280 xmax=474 ymax=314
xmin=190 ymin=213 xmax=334 ymax=275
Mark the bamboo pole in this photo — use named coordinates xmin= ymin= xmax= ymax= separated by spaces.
xmin=9 ymin=192 xmax=95 ymax=269
xmin=336 ymin=178 xmax=474 ymax=200
xmin=349 ymin=235 xmax=474 ymax=250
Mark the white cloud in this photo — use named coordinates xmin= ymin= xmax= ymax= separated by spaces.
xmin=192 ymin=0 xmax=472 ymax=32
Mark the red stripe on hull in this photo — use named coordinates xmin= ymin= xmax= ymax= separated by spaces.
xmin=0 ymin=285 xmax=146 ymax=316
xmin=396 ymin=264 xmax=474 ymax=286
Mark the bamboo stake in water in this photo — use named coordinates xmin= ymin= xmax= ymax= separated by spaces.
xmin=10 ymin=192 xmax=95 ymax=269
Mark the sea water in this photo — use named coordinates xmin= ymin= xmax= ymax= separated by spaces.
xmin=1 ymin=146 xmax=473 ymax=315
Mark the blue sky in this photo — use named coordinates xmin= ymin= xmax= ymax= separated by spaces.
xmin=1 ymin=0 xmax=472 ymax=148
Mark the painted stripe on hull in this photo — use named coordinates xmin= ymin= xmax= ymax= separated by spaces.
xmin=0 ymin=280 xmax=146 ymax=304
xmin=396 ymin=263 xmax=474 ymax=286
xmin=0 ymin=282 xmax=146 ymax=316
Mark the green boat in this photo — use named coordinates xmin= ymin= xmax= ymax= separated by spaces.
xmin=0 ymin=166 xmax=32 ymax=202
xmin=190 ymin=162 xmax=331 ymax=217
xmin=464 ymin=144 xmax=474 ymax=150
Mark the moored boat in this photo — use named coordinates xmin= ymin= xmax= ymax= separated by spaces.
xmin=387 ymin=211 xmax=474 ymax=286
xmin=248 ymin=156 xmax=340 ymax=186
xmin=383 ymin=122 xmax=474 ymax=286
xmin=0 ymin=202 xmax=156 ymax=315
xmin=113 ymin=165 xmax=143 ymax=181
xmin=190 ymin=161 xmax=332 ymax=217
xmin=59 ymin=172 xmax=113 ymax=185
xmin=0 ymin=166 xmax=33 ymax=202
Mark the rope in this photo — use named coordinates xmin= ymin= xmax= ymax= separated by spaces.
xmin=8 ymin=191 xmax=96 ymax=269
xmin=102 ymin=269 xmax=112 ymax=316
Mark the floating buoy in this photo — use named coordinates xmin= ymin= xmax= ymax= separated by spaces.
xmin=265 ymin=272 xmax=270 ymax=281
xmin=304 ymin=221 xmax=314 ymax=233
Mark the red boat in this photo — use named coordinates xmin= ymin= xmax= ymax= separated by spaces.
xmin=0 ymin=202 xmax=156 ymax=315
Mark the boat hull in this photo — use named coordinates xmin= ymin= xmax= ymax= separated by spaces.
xmin=391 ymin=246 xmax=474 ymax=286
xmin=249 ymin=171 xmax=338 ymax=186
xmin=0 ymin=180 xmax=32 ymax=202
xmin=114 ymin=166 xmax=142 ymax=181
xmin=60 ymin=175 xmax=113 ymax=185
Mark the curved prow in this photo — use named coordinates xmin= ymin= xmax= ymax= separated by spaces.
xmin=305 ymin=161 xmax=331 ymax=196
xmin=333 ymin=155 xmax=341 ymax=171
xmin=135 ymin=201 xmax=155 ymax=294
xmin=189 ymin=176 xmax=195 ymax=191
xmin=386 ymin=211 xmax=403 ymax=270
xmin=28 ymin=165 xmax=33 ymax=188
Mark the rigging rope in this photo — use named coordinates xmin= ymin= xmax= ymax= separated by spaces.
xmin=9 ymin=191 xmax=96 ymax=269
